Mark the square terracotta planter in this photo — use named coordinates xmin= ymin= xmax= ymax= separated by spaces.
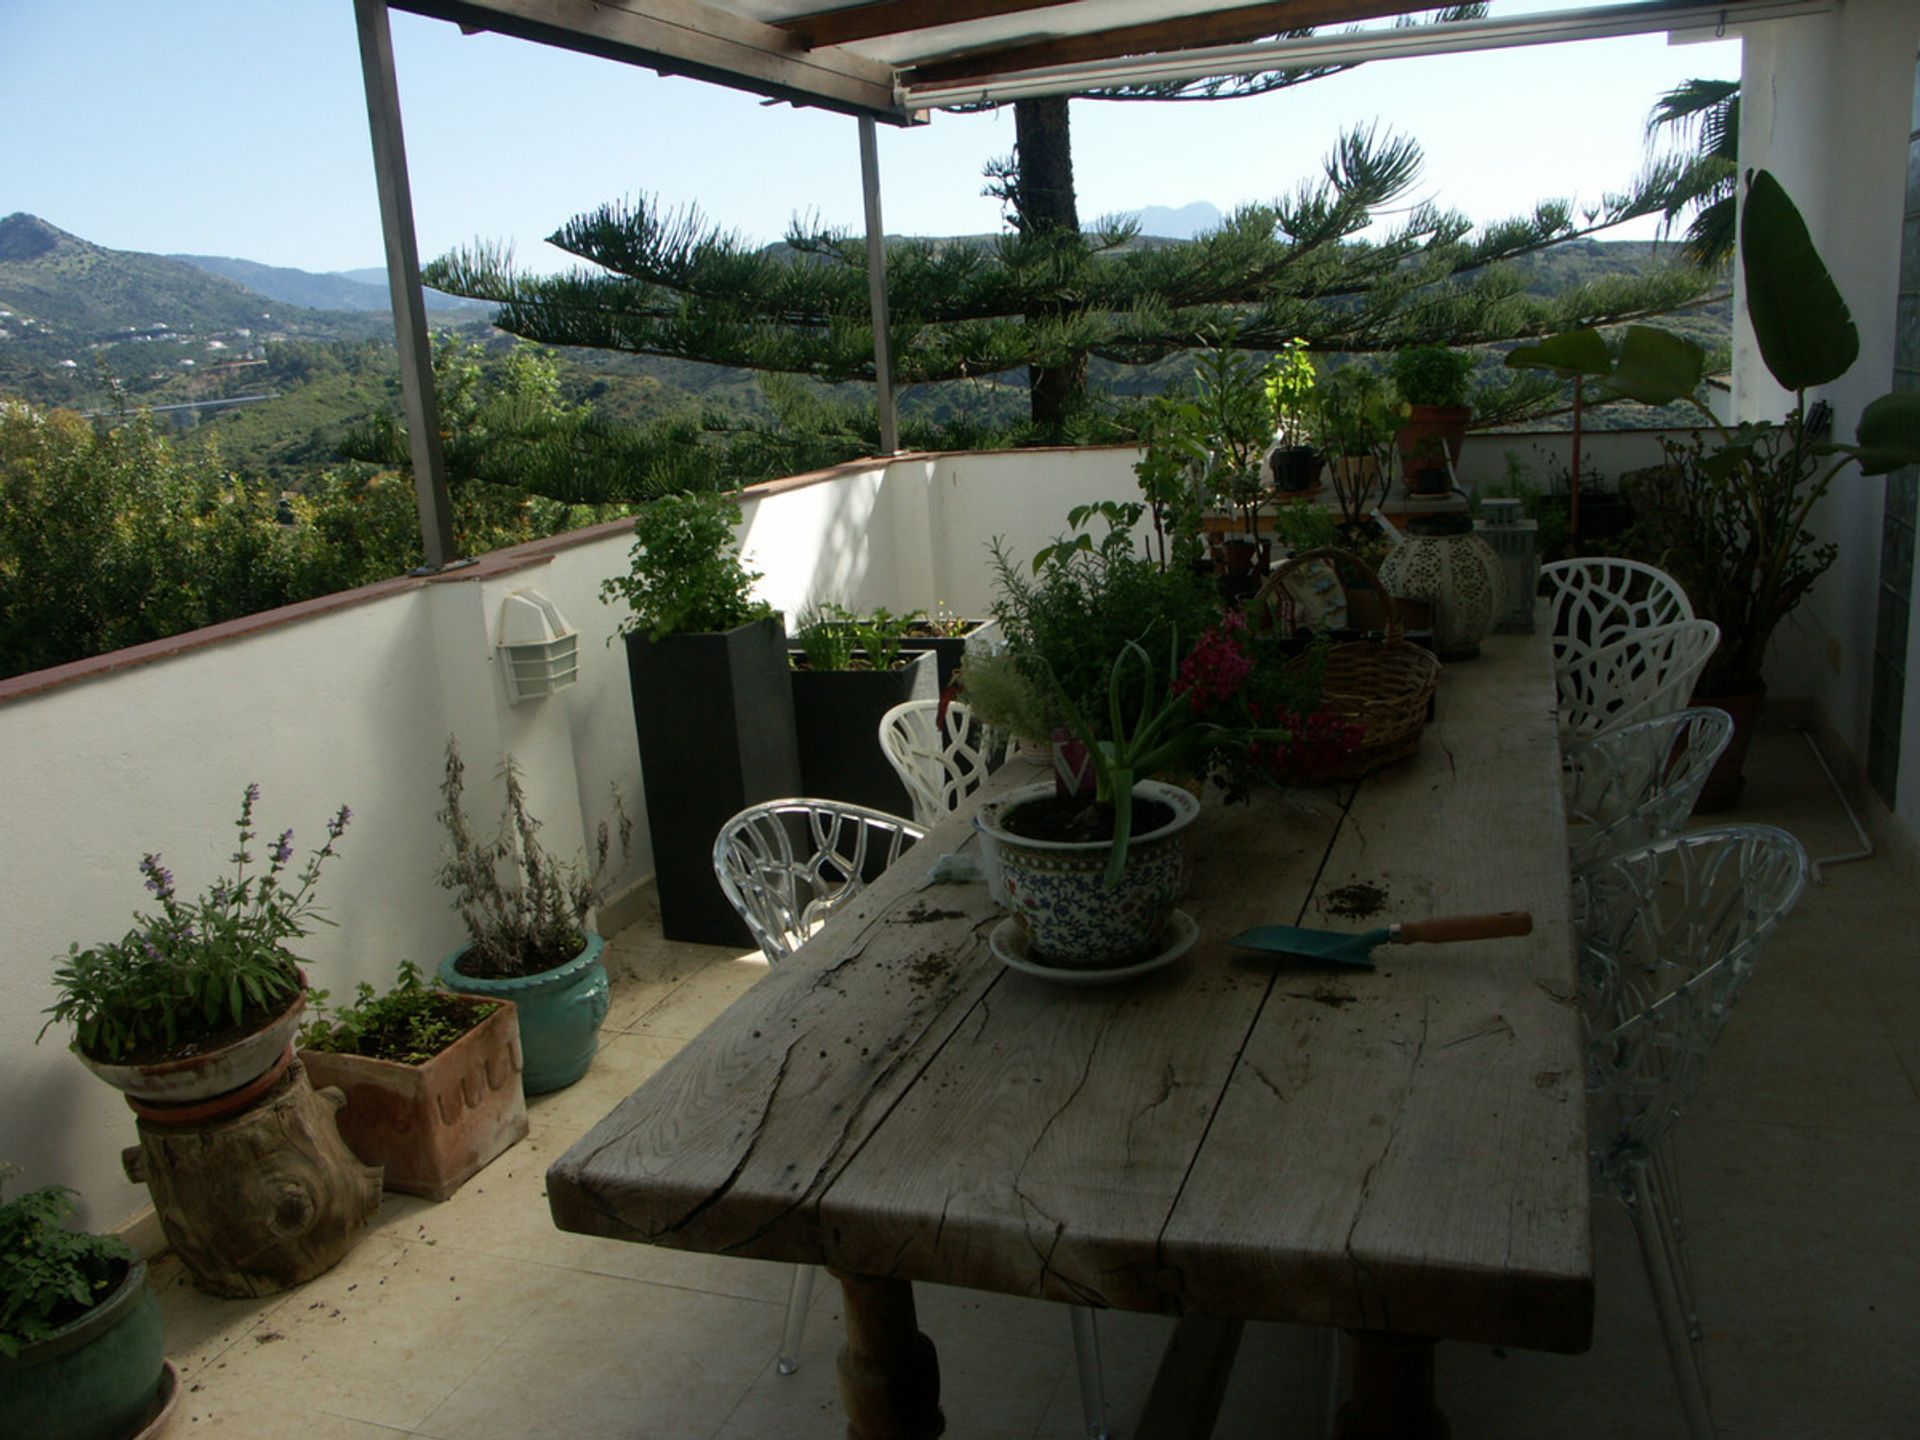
xmin=300 ymin=995 xmax=529 ymax=1202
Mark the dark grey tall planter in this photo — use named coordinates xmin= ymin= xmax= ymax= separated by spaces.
xmin=789 ymin=649 xmax=936 ymax=816
xmin=625 ymin=617 xmax=801 ymax=946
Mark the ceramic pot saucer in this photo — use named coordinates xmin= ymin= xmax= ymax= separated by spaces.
xmin=990 ymin=910 xmax=1199 ymax=985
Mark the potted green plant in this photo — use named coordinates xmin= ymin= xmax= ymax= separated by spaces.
xmin=434 ymin=741 xmax=629 ymax=1094
xmin=1 ymin=1164 xmax=168 ymax=1440
xmin=1264 ymin=337 xmax=1323 ymax=495
xmin=1190 ymin=337 xmax=1282 ymax=578
xmin=602 ymin=489 xmax=802 ymax=945
xmin=299 ymin=962 xmax=528 ymax=1202
xmin=789 ymin=605 xmax=937 ymax=814
xmin=1507 ymin=169 xmax=1920 ymax=807
xmin=1390 ymin=345 xmax=1476 ymax=495
xmin=40 ymin=785 xmax=352 ymax=1108
xmin=1315 ymin=366 xmax=1403 ymax=531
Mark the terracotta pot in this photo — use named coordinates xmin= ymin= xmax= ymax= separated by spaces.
xmin=1395 ymin=404 xmax=1471 ymax=494
xmin=1691 ymin=685 xmax=1765 ymax=813
xmin=74 ymin=975 xmax=307 ymax=1105
xmin=301 ymin=995 xmax=529 ymax=1202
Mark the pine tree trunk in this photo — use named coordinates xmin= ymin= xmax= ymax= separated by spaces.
xmin=1013 ymin=97 xmax=1087 ymax=438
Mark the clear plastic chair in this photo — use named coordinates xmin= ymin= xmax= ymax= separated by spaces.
xmin=713 ymin=798 xmax=1109 ymax=1437
xmin=1576 ymin=826 xmax=1809 ymax=1440
xmin=1555 ymin=618 xmax=1720 ymax=743
xmin=879 ymin=698 xmax=998 ymax=828
xmin=1562 ymin=707 xmax=1734 ymax=870
xmin=1543 ymin=557 xmax=1695 ymax=659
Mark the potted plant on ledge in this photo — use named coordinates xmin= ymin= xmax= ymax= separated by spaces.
xmin=1 ymin=1164 xmax=168 ymax=1440
xmin=434 ymin=741 xmax=629 ymax=1094
xmin=1390 ymin=345 xmax=1475 ymax=496
xmin=603 ymin=490 xmax=802 ymax=945
xmin=299 ymin=961 xmax=528 ymax=1202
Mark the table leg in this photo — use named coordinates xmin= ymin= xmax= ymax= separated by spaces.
xmin=1335 ymin=1330 xmax=1449 ymax=1440
xmin=832 ymin=1270 xmax=945 ymax=1440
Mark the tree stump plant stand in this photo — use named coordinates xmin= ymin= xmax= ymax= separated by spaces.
xmin=122 ymin=1058 xmax=381 ymax=1297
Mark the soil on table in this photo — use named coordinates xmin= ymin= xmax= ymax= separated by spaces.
xmin=1000 ymin=794 xmax=1176 ymax=844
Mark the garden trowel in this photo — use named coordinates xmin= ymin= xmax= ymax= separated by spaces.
xmin=1230 ymin=911 xmax=1533 ymax=968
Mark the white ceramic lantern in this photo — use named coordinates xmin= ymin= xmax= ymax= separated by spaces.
xmin=1378 ymin=515 xmax=1507 ymax=659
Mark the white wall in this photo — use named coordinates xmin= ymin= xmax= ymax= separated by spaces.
xmin=1738 ymin=0 xmax=1920 ymax=833
xmin=0 ymin=460 xmax=1089 ymax=1228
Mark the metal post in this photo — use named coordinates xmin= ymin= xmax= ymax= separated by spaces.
xmin=354 ymin=0 xmax=457 ymax=571
xmin=857 ymin=115 xmax=900 ymax=455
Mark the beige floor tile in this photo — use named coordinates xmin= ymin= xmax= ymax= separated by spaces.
xmin=626 ymin=950 xmax=770 ymax=1041
xmin=180 ymin=1234 xmax=573 ymax=1432
xmin=415 ymin=1269 xmax=781 ymax=1440
xmin=149 ymin=1253 xmax=297 ymax=1377
xmin=523 ymin=1028 xmax=687 ymax=1143
xmin=715 ymin=1285 xmax=1072 ymax=1440
xmin=601 ymin=931 xmax=745 ymax=1034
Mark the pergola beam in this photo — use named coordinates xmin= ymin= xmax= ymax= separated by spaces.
xmin=392 ymin=0 xmax=910 ymax=121
xmin=778 ymin=1 xmax=1079 ymax=50
xmin=353 ymin=0 xmax=457 ymax=572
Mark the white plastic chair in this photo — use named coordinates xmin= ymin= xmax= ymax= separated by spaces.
xmin=1555 ymin=618 xmax=1720 ymax=743
xmin=1562 ymin=708 xmax=1734 ymax=870
xmin=1543 ymin=557 xmax=1695 ymax=661
xmin=878 ymin=698 xmax=998 ymax=828
xmin=713 ymin=798 xmax=1109 ymax=1437
xmin=1576 ymin=826 xmax=1808 ymax=1440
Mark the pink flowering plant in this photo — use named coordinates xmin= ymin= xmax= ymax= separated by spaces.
xmin=41 ymin=785 xmax=352 ymax=1064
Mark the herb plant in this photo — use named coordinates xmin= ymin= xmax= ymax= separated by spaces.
xmin=41 ymin=786 xmax=352 ymax=1063
xmin=600 ymin=490 xmax=774 ymax=641
xmin=1389 ymin=346 xmax=1475 ymax=408
xmin=793 ymin=606 xmax=858 ymax=671
xmin=1 ymin=1164 xmax=135 ymax=1359
xmin=438 ymin=740 xmax=632 ymax=979
xmin=299 ymin=961 xmax=496 ymax=1066
xmin=792 ymin=604 xmax=921 ymax=670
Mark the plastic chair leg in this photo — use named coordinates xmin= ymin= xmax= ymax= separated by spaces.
xmin=1624 ymin=1158 xmax=1717 ymax=1438
xmin=778 ymin=1264 xmax=816 ymax=1376
xmin=1070 ymin=1305 xmax=1108 ymax=1440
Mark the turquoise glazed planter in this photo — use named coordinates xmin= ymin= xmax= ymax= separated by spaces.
xmin=0 ymin=1259 xmax=165 ymax=1440
xmin=438 ymin=933 xmax=607 ymax=1094
xmin=977 ymin=780 xmax=1200 ymax=969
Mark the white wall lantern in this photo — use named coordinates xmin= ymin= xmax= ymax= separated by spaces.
xmin=496 ymin=590 xmax=579 ymax=703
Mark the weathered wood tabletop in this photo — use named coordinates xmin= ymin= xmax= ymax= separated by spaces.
xmin=548 ymin=627 xmax=1590 ymax=1435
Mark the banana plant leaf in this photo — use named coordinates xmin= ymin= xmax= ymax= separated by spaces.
xmin=1742 ymin=168 xmax=1860 ymax=392
xmin=1850 ymin=392 xmax=1920 ymax=475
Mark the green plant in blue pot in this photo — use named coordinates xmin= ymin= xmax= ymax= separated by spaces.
xmin=1 ymin=1165 xmax=167 ymax=1440
xmin=434 ymin=740 xmax=631 ymax=1093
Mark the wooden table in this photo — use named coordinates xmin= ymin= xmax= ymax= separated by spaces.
xmin=548 ymin=629 xmax=1590 ymax=1437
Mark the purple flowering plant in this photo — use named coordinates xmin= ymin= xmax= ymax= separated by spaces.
xmin=41 ymin=785 xmax=352 ymax=1063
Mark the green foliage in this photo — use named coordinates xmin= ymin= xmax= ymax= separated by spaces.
xmin=437 ymin=740 xmax=631 ymax=979
xmin=1389 ymin=346 xmax=1475 ymax=407
xmin=988 ymin=507 xmax=1216 ymax=739
xmin=1313 ymin=365 xmax=1402 ymax=524
xmin=1514 ymin=171 xmax=1920 ymax=689
xmin=0 ymin=1164 xmax=135 ymax=1360
xmin=1270 ymin=499 xmax=1339 ymax=554
xmin=600 ymin=490 xmax=774 ymax=641
xmin=298 ymin=961 xmax=495 ymax=1066
xmin=1264 ymin=338 xmax=1318 ymax=448
xmin=1189 ymin=336 xmax=1281 ymax=534
xmin=955 ymin=647 xmax=1057 ymax=747
xmin=793 ymin=606 xmax=858 ymax=672
xmin=40 ymin=786 xmax=351 ymax=1063
xmin=792 ymin=604 xmax=925 ymax=670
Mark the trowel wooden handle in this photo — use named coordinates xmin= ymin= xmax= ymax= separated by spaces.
xmin=1393 ymin=911 xmax=1533 ymax=945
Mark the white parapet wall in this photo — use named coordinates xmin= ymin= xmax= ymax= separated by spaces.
xmin=0 ymin=451 xmax=1141 ymax=1228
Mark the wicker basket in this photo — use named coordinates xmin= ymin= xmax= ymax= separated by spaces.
xmin=1253 ymin=547 xmax=1442 ymax=781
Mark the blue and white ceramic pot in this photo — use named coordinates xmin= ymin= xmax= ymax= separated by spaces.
xmin=438 ymin=933 xmax=607 ymax=1094
xmin=976 ymin=780 xmax=1200 ymax=969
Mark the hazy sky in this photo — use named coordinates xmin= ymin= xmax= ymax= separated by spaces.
xmin=1 ymin=2 xmax=1739 ymax=274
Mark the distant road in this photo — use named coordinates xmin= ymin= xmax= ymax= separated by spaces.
xmin=80 ymin=393 xmax=277 ymax=419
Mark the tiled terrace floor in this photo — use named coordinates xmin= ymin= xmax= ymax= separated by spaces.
xmin=152 ymin=724 xmax=1920 ymax=1438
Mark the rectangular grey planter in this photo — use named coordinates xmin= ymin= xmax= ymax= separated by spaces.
xmin=625 ymin=616 xmax=802 ymax=946
xmin=897 ymin=618 xmax=1002 ymax=694
xmin=789 ymin=648 xmax=936 ymax=817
